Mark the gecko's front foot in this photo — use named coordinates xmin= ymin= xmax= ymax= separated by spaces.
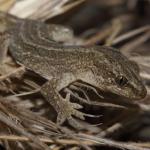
xmin=41 ymin=80 xmax=91 ymax=128
xmin=57 ymin=93 xmax=85 ymax=127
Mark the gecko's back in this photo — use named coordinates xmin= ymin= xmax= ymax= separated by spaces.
xmin=9 ymin=20 xmax=97 ymax=79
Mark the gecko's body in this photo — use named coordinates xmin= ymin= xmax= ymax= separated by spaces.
xmin=0 ymin=12 xmax=147 ymax=125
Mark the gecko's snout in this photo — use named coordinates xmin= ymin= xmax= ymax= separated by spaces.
xmin=134 ymin=84 xmax=147 ymax=100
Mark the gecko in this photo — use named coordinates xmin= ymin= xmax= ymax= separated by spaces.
xmin=0 ymin=11 xmax=147 ymax=125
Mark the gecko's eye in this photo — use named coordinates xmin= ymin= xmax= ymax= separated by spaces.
xmin=116 ymin=75 xmax=128 ymax=87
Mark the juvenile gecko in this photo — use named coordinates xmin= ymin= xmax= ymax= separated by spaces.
xmin=0 ymin=12 xmax=147 ymax=125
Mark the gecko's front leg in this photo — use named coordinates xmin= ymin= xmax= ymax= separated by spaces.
xmin=41 ymin=77 xmax=85 ymax=126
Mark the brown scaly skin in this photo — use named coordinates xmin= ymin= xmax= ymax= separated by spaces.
xmin=0 ymin=11 xmax=147 ymax=126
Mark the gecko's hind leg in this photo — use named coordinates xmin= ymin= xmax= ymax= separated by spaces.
xmin=47 ymin=24 xmax=74 ymax=43
xmin=0 ymin=32 xmax=10 ymax=64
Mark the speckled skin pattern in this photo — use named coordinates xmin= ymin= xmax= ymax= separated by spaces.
xmin=0 ymin=12 xmax=147 ymax=125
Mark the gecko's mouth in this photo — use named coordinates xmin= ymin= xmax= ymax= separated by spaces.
xmin=111 ymin=87 xmax=147 ymax=101
xmin=103 ymin=84 xmax=147 ymax=101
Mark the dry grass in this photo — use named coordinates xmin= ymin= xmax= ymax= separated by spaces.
xmin=0 ymin=0 xmax=150 ymax=150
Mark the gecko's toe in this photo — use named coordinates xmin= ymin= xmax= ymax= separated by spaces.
xmin=72 ymin=110 xmax=102 ymax=120
xmin=56 ymin=104 xmax=85 ymax=125
xmin=72 ymin=109 xmax=85 ymax=120
xmin=68 ymin=116 xmax=84 ymax=129
xmin=71 ymin=103 xmax=83 ymax=109
xmin=57 ymin=112 xmax=66 ymax=125
xmin=63 ymin=93 xmax=83 ymax=109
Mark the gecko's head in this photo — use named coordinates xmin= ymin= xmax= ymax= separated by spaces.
xmin=93 ymin=46 xmax=147 ymax=100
